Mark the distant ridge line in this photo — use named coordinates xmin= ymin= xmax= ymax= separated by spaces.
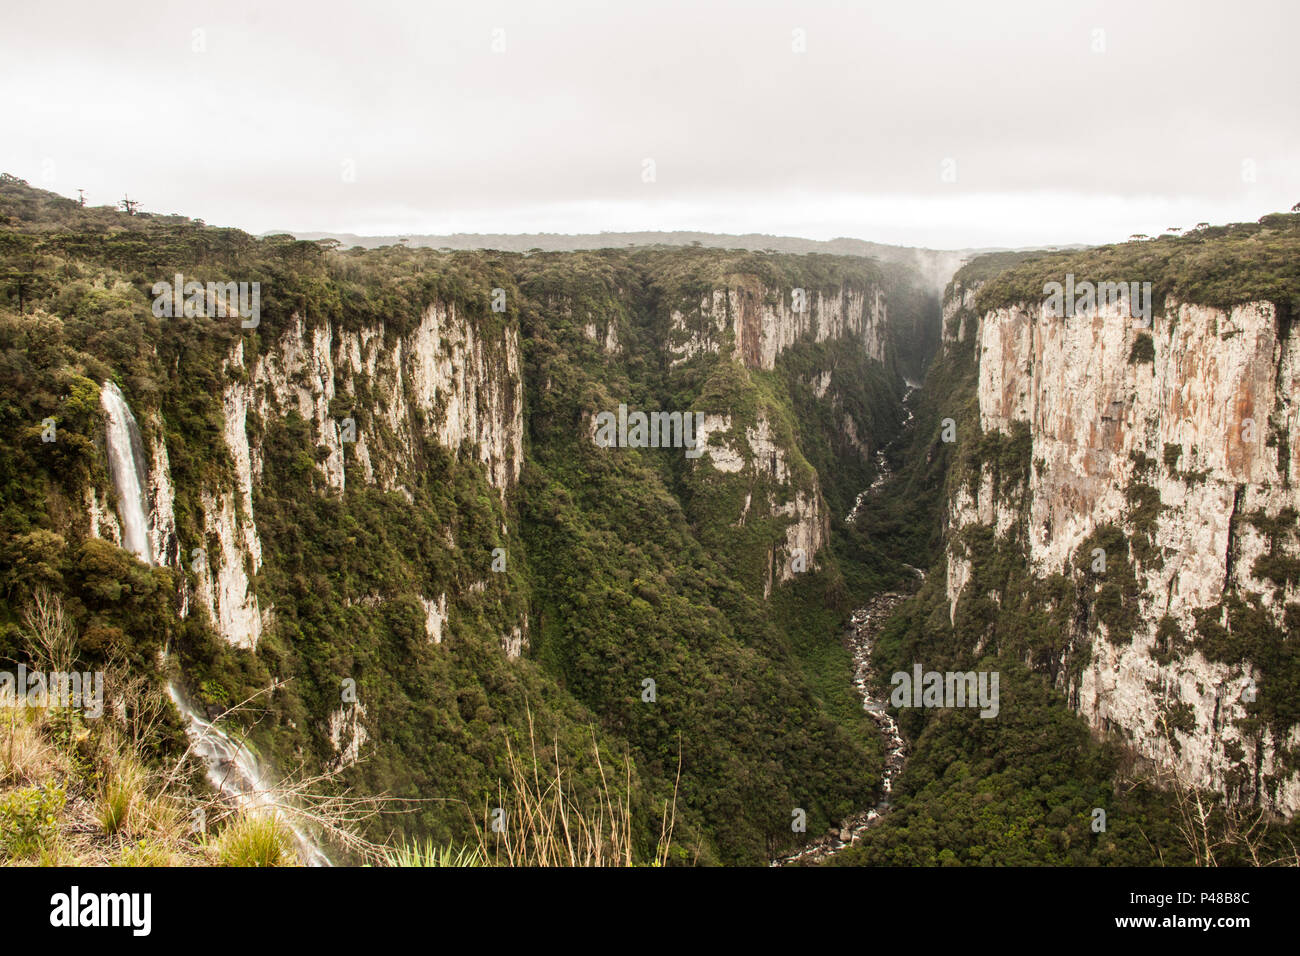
xmin=272 ymin=228 xmax=1064 ymax=258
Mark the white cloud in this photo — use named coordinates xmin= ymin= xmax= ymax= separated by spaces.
xmin=2 ymin=0 xmax=1296 ymax=248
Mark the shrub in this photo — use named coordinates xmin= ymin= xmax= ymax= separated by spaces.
xmin=1129 ymin=333 xmax=1155 ymax=364
xmin=0 ymin=784 xmax=65 ymax=857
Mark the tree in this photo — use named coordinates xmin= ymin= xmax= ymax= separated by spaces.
xmin=119 ymin=195 xmax=140 ymax=215
xmin=1 ymin=269 xmax=53 ymax=312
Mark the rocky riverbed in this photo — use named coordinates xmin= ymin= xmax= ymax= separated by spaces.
xmin=771 ymin=589 xmax=910 ymax=866
xmin=772 ymin=379 xmax=924 ymax=866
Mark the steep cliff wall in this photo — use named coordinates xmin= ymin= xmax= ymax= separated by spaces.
xmin=659 ymin=260 xmax=916 ymax=595
xmin=231 ymin=305 xmax=522 ymax=500
xmin=87 ymin=302 xmax=526 ymax=654
xmin=668 ymin=281 xmax=888 ymax=371
xmin=691 ymin=410 xmax=830 ymax=594
xmin=941 ymin=262 xmax=1300 ymax=813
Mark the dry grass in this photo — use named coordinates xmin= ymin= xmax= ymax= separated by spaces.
xmin=4 ymin=590 xmax=679 ymax=869
xmin=1 ymin=588 xmax=391 ymax=867
xmin=0 ymin=707 xmax=207 ymax=867
xmin=1 ymin=708 xmax=65 ymax=788
xmin=466 ymin=712 xmax=678 ymax=867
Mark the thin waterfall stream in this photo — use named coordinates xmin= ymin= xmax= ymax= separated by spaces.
xmin=99 ymin=380 xmax=330 ymax=866
xmin=99 ymin=381 xmax=153 ymax=564
xmin=167 ymin=682 xmax=331 ymax=866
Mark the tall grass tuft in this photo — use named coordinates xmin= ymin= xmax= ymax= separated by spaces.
xmin=210 ymin=811 xmax=294 ymax=867
xmin=97 ymin=758 xmax=146 ymax=835
xmin=385 ymin=839 xmax=485 ymax=867
xmin=469 ymin=712 xmax=678 ymax=867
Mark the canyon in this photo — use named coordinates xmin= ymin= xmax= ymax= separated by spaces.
xmin=3 ymin=175 xmax=1297 ymax=866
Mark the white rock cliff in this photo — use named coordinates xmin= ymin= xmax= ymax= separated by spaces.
xmin=944 ymin=284 xmax=1300 ymax=813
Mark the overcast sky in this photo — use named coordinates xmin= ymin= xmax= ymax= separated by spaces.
xmin=3 ymin=0 xmax=1296 ymax=249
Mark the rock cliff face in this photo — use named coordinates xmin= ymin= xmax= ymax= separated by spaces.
xmin=229 ymin=306 xmax=523 ymax=500
xmin=567 ymin=267 xmax=906 ymax=602
xmin=327 ymin=701 xmax=369 ymax=769
xmin=694 ymin=411 xmax=829 ymax=594
xmin=669 ymin=282 xmax=888 ymax=370
xmin=90 ymin=256 xmax=903 ymax=663
xmin=943 ymin=278 xmax=1300 ymax=812
xmin=941 ymin=278 xmax=982 ymax=347
xmin=89 ymin=302 xmax=525 ymax=655
xmin=669 ymin=274 xmax=902 ymax=594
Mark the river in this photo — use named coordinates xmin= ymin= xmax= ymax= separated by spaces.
xmin=772 ymin=378 xmax=924 ymax=866
xmin=771 ymin=589 xmax=912 ymax=866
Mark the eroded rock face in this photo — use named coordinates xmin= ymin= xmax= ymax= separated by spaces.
xmin=328 ymin=701 xmax=369 ymax=769
xmin=88 ymin=303 xmax=526 ymax=654
xmin=146 ymin=430 xmax=180 ymax=572
xmin=945 ymin=287 xmax=1300 ymax=812
xmin=196 ymin=305 xmax=524 ymax=649
xmin=195 ymin=490 xmax=263 ymax=651
xmin=503 ymin=614 xmax=528 ymax=660
xmin=185 ymin=339 xmax=266 ymax=650
xmin=694 ymin=411 xmax=829 ymax=593
xmin=85 ymin=486 xmax=121 ymax=548
xmin=405 ymin=303 xmax=523 ymax=496
xmin=666 ymin=279 xmax=896 ymax=593
xmin=221 ymin=306 xmax=524 ymax=501
xmin=941 ymin=279 xmax=982 ymax=346
xmin=669 ymin=283 xmax=887 ymax=370
xmin=421 ymin=593 xmax=448 ymax=644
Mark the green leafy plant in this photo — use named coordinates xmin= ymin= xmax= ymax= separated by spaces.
xmin=0 ymin=783 xmax=65 ymax=857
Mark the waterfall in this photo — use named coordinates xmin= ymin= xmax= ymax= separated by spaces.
xmin=168 ymin=682 xmax=332 ymax=867
xmin=98 ymin=382 xmax=328 ymax=865
xmin=99 ymin=381 xmax=153 ymax=564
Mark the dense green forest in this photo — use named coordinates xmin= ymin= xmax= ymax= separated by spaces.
xmin=0 ymin=175 xmax=937 ymax=864
xmin=4 ymin=173 xmax=1297 ymax=866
